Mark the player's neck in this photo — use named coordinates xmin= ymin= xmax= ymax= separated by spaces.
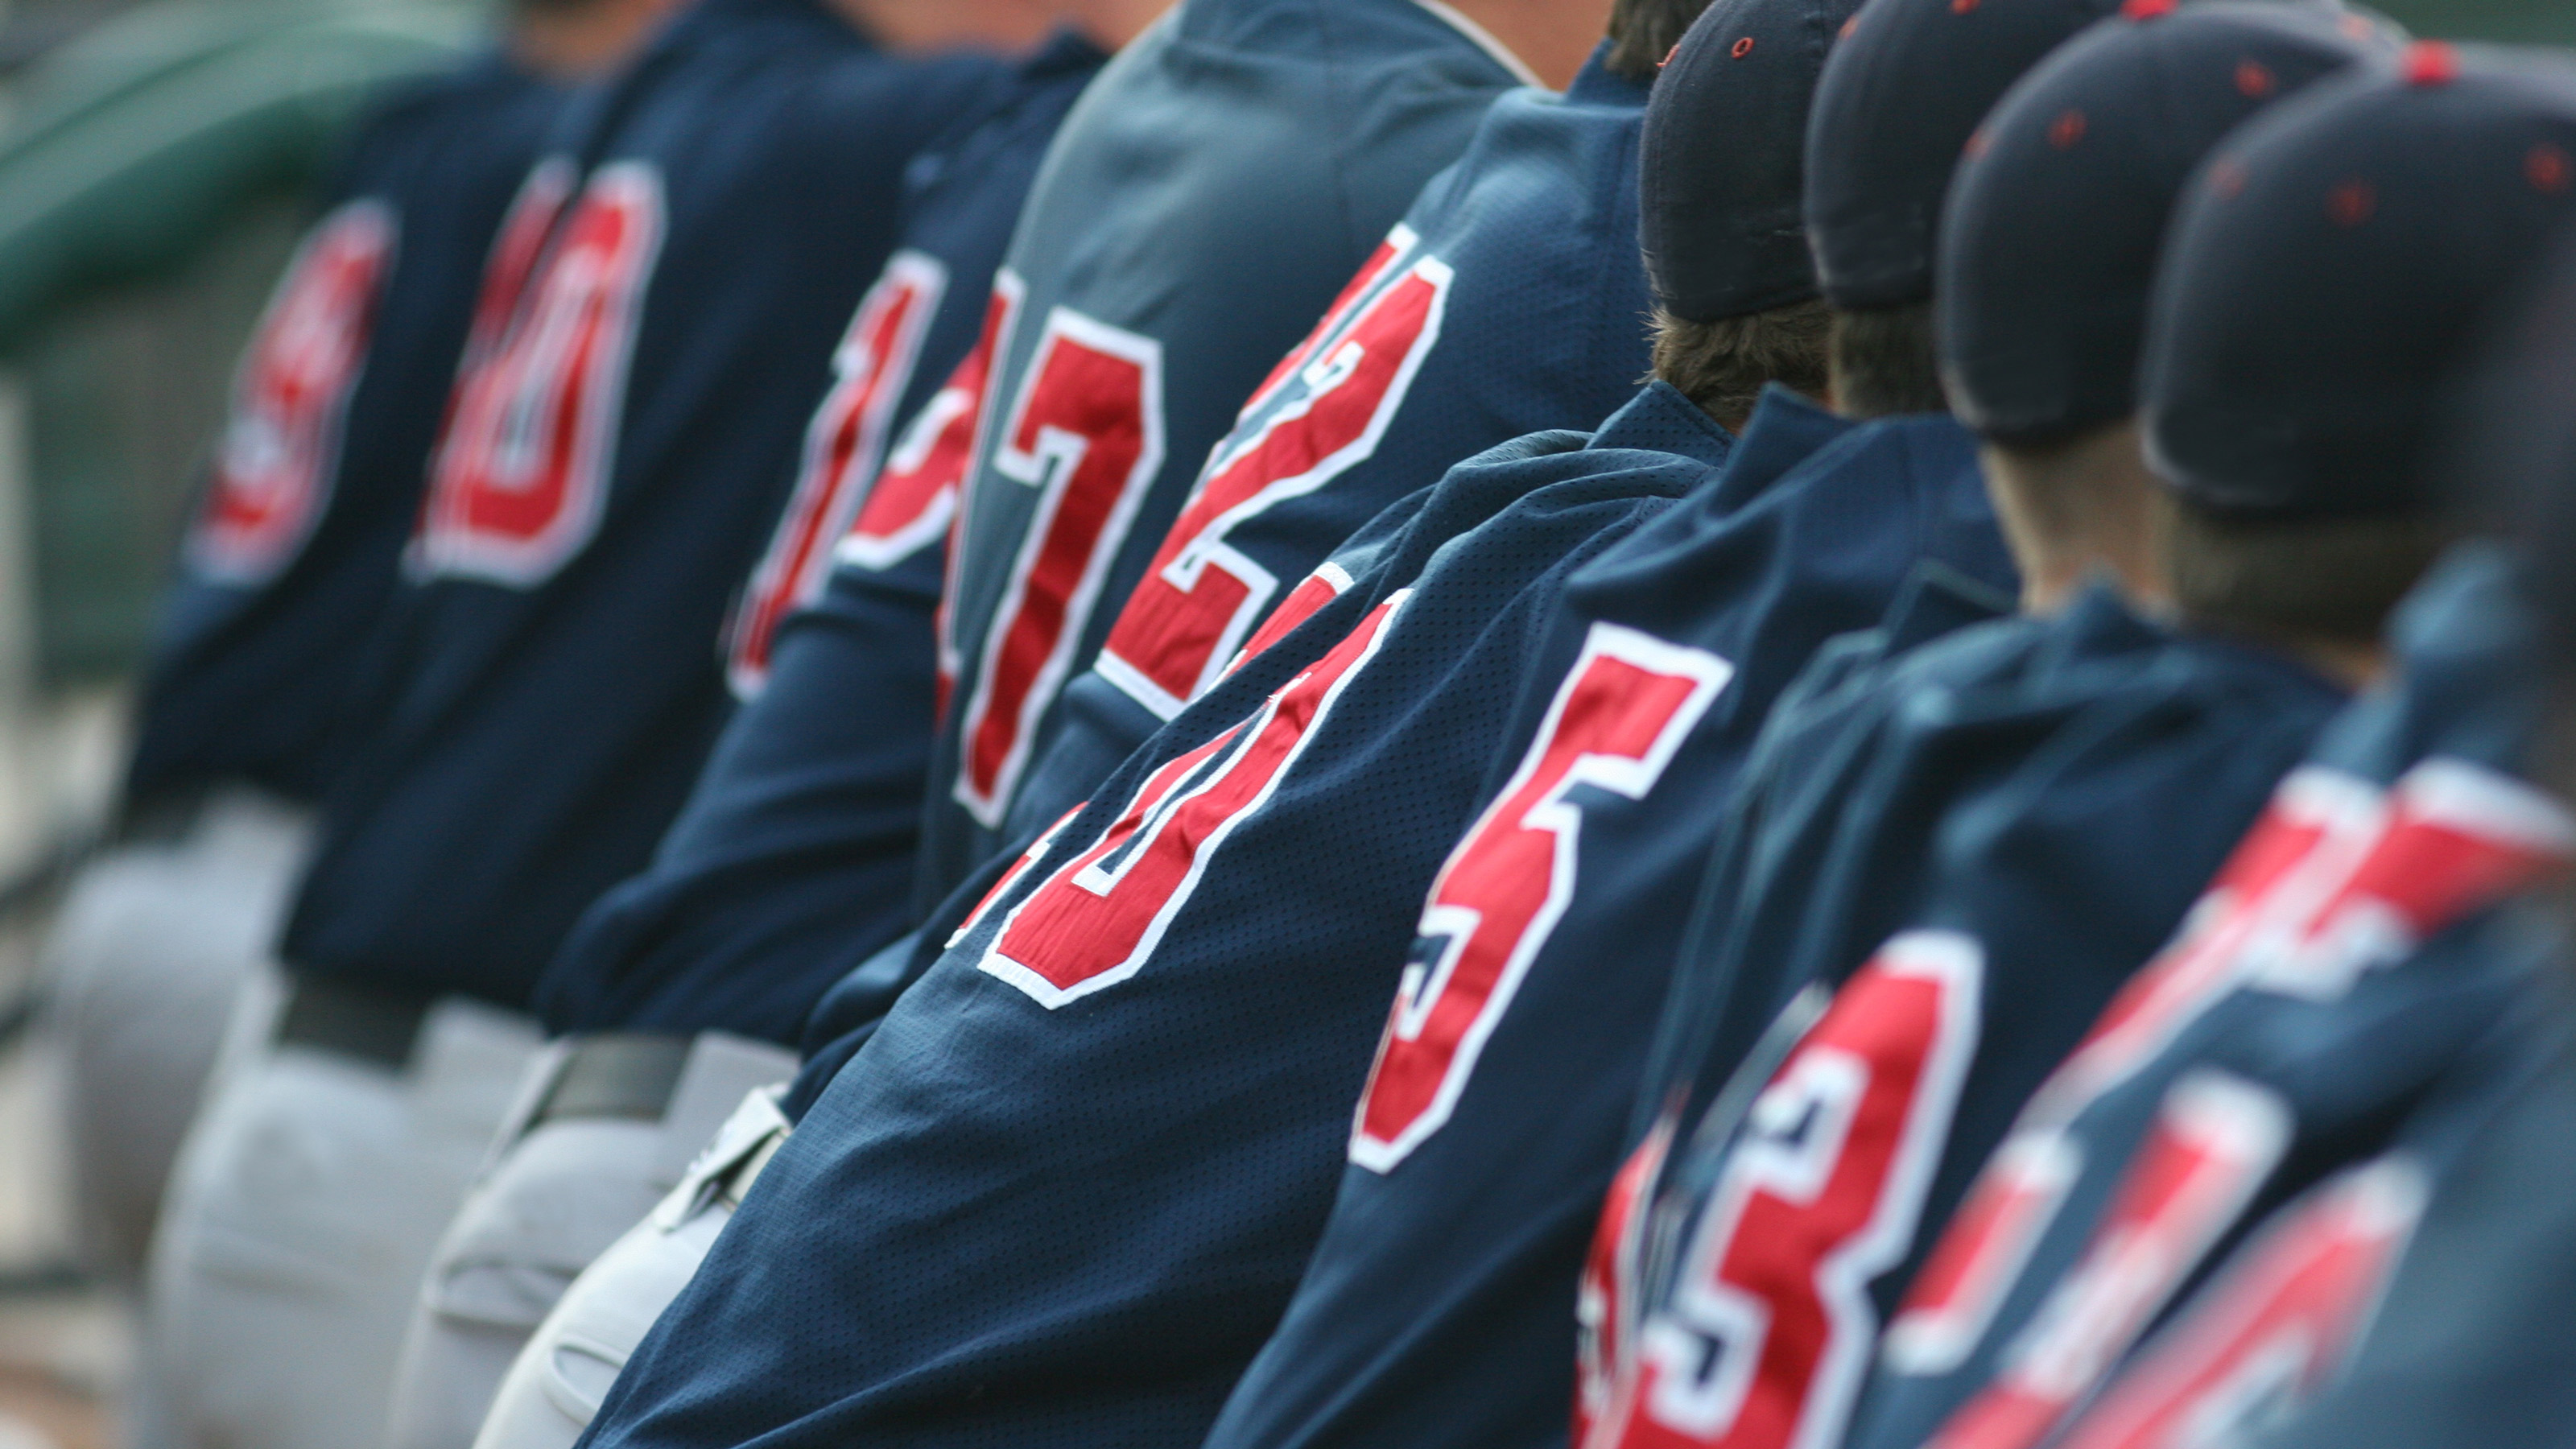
xmin=506 ymin=0 xmax=682 ymax=80
xmin=1421 ymin=0 xmax=1610 ymax=90
xmin=832 ymin=0 xmax=1055 ymax=52
xmin=1981 ymin=419 xmax=2169 ymax=618
xmin=1055 ymin=0 xmax=1174 ymax=50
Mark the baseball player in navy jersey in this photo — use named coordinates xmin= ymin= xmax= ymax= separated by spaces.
xmin=2225 ymin=231 xmax=2576 ymax=1449
xmin=1570 ymin=6 xmax=2422 ymax=1447
xmin=35 ymin=0 xmax=656 ymax=1294
xmin=368 ymin=12 xmax=1149 ymax=1449
xmin=134 ymin=5 xmax=1033 ymax=1446
xmin=1828 ymin=55 xmax=2576 ymax=1449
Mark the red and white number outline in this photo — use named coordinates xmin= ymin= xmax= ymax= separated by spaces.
xmin=1094 ymin=228 xmax=1451 ymax=720
xmin=724 ymin=249 xmax=947 ymax=695
xmin=188 ymin=199 xmax=398 ymax=584
xmin=416 ymin=160 xmax=665 ymax=587
xmin=1923 ymin=1071 xmax=2294 ymax=1449
xmin=1613 ymin=931 xmax=1984 ymax=1449
xmin=1350 ymin=623 xmax=1733 ymax=1171
xmin=2052 ymin=1154 xmax=2426 ymax=1449
xmin=928 ymin=273 xmax=1028 ymax=720
xmin=975 ymin=589 xmax=1408 ymax=1008
xmin=1881 ymin=754 xmax=2572 ymax=1377
xmin=952 ymin=296 xmax=1166 ymax=826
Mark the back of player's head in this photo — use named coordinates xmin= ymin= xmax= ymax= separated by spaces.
xmin=1639 ymin=0 xmax=1858 ymax=424
xmin=1804 ymin=0 xmax=2136 ymax=312
xmin=2145 ymin=45 xmax=2576 ymax=649
xmin=1941 ymin=3 xmax=2394 ymax=444
xmin=1641 ymin=0 xmax=1863 ymax=322
xmin=1609 ymin=0 xmax=1725 ymax=80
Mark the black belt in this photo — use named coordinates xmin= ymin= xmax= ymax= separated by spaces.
xmin=275 ymin=976 xmax=433 ymax=1070
xmin=526 ymin=1034 xmax=691 ymax=1130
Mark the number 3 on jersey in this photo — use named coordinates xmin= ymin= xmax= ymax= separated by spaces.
xmin=952 ymin=291 xmax=1165 ymax=825
xmin=1616 ymin=933 xmax=1982 ymax=1449
xmin=1351 ymin=624 xmax=1732 ymax=1170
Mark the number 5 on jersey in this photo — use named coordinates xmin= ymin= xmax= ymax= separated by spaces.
xmin=1352 ymin=623 xmax=1732 ymax=1170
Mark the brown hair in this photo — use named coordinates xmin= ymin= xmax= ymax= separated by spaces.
xmin=2157 ymin=495 xmax=2447 ymax=651
xmin=1828 ymin=300 xmax=1947 ymax=419
xmin=1607 ymin=0 xmax=1719 ymax=81
xmin=1650 ymin=297 xmax=1834 ymax=433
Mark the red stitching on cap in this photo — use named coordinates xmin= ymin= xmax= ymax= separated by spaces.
xmin=1951 ymin=0 xmax=1978 ymax=16
xmin=1662 ymin=41 xmax=1681 ymax=66
xmin=1732 ymin=35 xmax=1756 ymax=57
xmin=2236 ymin=60 xmax=2275 ymax=97
xmin=1841 ymin=13 xmax=1860 ymax=37
xmin=2049 ymin=109 xmax=2087 ymax=150
xmin=2208 ymin=157 xmax=2248 ymax=200
xmin=1965 ymin=126 xmax=1992 ymax=160
xmin=2403 ymin=40 xmax=2461 ymax=86
xmin=2329 ymin=178 xmax=2376 ymax=226
xmin=2122 ymin=0 xmax=2177 ymax=19
xmin=2532 ymin=144 xmax=2573 ymax=194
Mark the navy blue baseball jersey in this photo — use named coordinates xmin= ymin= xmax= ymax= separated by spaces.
xmin=1833 ymin=547 xmax=2574 ymax=1449
xmin=1000 ymin=44 xmax=1657 ymax=841
xmin=909 ymin=0 xmax=1521 ymax=914
xmin=526 ymin=31 xmax=1106 ymax=1046
xmin=1579 ymin=581 xmax=2351 ymax=1449
xmin=124 ymin=53 xmax=564 ymax=815
xmin=274 ymin=0 xmax=1003 ymax=1009
xmin=2232 ymin=980 xmax=2576 ymax=1449
xmin=576 ymin=383 xmax=1732 ymax=1449
xmin=1199 ymin=389 xmax=2013 ymax=1449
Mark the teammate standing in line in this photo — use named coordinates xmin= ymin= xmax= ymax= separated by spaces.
xmin=377 ymin=8 xmax=1154 ymax=1446
xmin=38 ymin=0 xmax=628 ymax=1288
xmin=134 ymin=3 xmax=1033 ymax=1444
xmin=2234 ymin=259 xmax=2576 ymax=1443
xmin=1826 ymin=49 xmax=2576 ymax=1449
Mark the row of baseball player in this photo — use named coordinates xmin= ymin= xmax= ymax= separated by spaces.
xmin=39 ymin=0 xmax=2576 ymax=1445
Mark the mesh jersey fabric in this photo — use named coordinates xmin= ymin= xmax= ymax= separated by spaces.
xmin=275 ymin=0 xmax=1004 ymax=1009
xmin=1200 ymin=387 xmax=2020 ymax=1449
xmin=1838 ymin=547 xmax=2562 ymax=1449
xmin=526 ymin=31 xmax=1106 ymax=1046
xmin=574 ymin=383 xmax=1731 ymax=1449
xmin=908 ymin=0 xmax=1520 ymax=915
xmin=125 ymin=53 xmax=565 ymax=814
xmin=1002 ymin=43 xmax=1658 ymax=846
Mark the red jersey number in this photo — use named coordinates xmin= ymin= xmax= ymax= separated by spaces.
xmin=417 ymin=162 xmax=663 ymax=586
xmin=188 ymin=200 xmax=398 ymax=584
xmin=976 ymin=591 xmax=1407 ymax=1007
xmin=1609 ymin=933 xmax=1983 ymax=1449
xmin=724 ymin=250 xmax=947 ymax=695
xmin=952 ymin=303 xmax=1165 ymax=826
xmin=1352 ymin=624 xmax=1732 ymax=1170
xmin=1094 ymin=247 xmax=1451 ymax=719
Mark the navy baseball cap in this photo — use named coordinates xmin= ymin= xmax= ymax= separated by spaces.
xmin=1941 ymin=5 xmax=2392 ymax=443
xmin=1641 ymin=0 xmax=1868 ymax=321
xmin=2145 ymin=44 xmax=2576 ymax=522
xmin=1805 ymin=0 xmax=2136 ymax=308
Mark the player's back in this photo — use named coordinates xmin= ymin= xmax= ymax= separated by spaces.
xmin=912 ymin=0 xmax=1520 ymax=911
xmin=275 ymin=0 xmax=1003 ymax=1011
